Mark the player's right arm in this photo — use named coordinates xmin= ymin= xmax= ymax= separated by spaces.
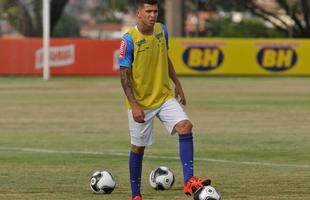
xmin=120 ymin=68 xmax=145 ymax=123
xmin=118 ymin=34 xmax=145 ymax=123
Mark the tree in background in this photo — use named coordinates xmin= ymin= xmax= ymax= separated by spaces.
xmin=202 ymin=0 xmax=310 ymax=38
xmin=207 ymin=18 xmax=287 ymax=38
xmin=2 ymin=0 xmax=308 ymax=38
xmin=98 ymin=0 xmax=165 ymax=23
xmin=1 ymin=0 xmax=68 ymax=37
xmin=242 ymin=0 xmax=310 ymax=37
xmin=53 ymin=14 xmax=80 ymax=38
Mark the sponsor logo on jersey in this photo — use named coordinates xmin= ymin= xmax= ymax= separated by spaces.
xmin=119 ymin=39 xmax=127 ymax=58
xmin=257 ymin=47 xmax=297 ymax=72
xmin=136 ymin=38 xmax=146 ymax=47
xmin=183 ymin=46 xmax=224 ymax=71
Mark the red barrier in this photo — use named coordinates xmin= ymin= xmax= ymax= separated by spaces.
xmin=0 ymin=38 xmax=121 ymax=75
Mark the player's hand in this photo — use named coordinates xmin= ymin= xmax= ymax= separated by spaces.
xmin=175 ymin=83 xmax=186 ymax=106
xmin=131 ymin=103 xmax=145 ymax=123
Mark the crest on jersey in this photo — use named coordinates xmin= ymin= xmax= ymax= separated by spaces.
xmin=119 ymin=39 xmax=127 ymax=58
xmin=156 ymin=33 xmax=163 ymax=40
xmin=136 ymin=39 xmax=146 ymax=47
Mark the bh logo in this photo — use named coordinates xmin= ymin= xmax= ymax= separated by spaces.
xmin=257 ymin=47 xmax=297 ymax=72
xmin=183 ymin=47 xmax=224 ymax=71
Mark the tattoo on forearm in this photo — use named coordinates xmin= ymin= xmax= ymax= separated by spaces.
xmin=120 ymin=68 xmax=136 ymax=103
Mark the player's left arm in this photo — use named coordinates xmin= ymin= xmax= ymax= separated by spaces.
xmin=168 ymin=56 xmax=186 ymax=106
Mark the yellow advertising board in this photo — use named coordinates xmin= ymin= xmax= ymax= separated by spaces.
xmin=169 ymin=38 xmax=310 ymax=75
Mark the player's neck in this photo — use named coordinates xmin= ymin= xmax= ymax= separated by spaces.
xmin=136 ymin=22 xmax=154 ymax=35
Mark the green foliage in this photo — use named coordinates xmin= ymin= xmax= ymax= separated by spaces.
xmin=0 ymin=0 xmax=68 ymax=37
xmin=98 ymin=0 xmax=135 ymax=23
xmin=98 ymin=0 xmax=165 ymax=23
xmin=1 ymin=1 xmax=21 ymax=33
xmin=207 ymin=18 xmax=287 ymax=38
xmin=186 ymin=0 xmax=310 ymax=37
xmin=96 ymin=14 xmax=122 ymax=23
xmin=100 ymin=0 xmax=134 ymax=12
xmin=53 ymin=14 xmax=81 ymax=38
xmin=206 ymin=0 xmax=247 ymax=12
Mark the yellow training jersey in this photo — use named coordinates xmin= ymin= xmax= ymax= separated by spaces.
xmin=118 ymin=23 xmax=173 ymax=109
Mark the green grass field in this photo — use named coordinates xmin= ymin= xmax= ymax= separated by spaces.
xmin=0 ymin=76 xmax=310 ymax=200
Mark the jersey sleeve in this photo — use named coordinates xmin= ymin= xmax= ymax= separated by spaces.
xmin=118 ymin=33 xmax=134 ymax=68
xmin=160 ymin=23 xmax=169 ymax=50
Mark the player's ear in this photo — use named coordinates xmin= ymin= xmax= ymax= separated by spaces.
xmin=136 ymin=9 xmax=141 ymax=17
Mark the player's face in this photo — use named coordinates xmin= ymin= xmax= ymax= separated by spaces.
xmin=137 ymin=4 xmax=158 ymax=27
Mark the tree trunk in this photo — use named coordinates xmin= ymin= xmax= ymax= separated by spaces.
xmin=50 ymin=0 xmax=68 ymax=36
xmin=165 ymin=0 xmax=184 ymax=37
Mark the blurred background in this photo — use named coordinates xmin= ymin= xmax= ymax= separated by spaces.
xmin=0 ymin=0 xmax=310 ymax=79
xmin=0 ymin=0 xmax=310 ymax=77
xmin=1 ymin=0 xmax=309 ymax=39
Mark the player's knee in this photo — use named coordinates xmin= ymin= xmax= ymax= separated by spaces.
xmin=131 ymin=145 xmax=145 ymax=154
xmin=175 ymin=120 xmax=193 ymax=134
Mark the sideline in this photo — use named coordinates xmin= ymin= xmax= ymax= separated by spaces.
xmin=0 ymin=146 xmax=309 ymax=169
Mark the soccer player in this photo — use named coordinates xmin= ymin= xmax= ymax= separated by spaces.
xmin=118 ymin=0 xmax=210 ymax=199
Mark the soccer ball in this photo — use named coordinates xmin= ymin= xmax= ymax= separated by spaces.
xmin=194 ymin=185 xmax=221 ymax=200
xmin=149 ymin=166 xmax=175 ymax=190
xmin=89 ymin=170 xmax=116 ymax=194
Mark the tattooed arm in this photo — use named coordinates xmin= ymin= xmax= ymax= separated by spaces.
xmin=120 ymin=67 xmax=145 ymax=123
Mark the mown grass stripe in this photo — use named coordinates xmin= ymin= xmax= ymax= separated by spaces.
xmin=1 ymin=146 xmax=309 ymax=169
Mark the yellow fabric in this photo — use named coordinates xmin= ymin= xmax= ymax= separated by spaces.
xmin=126 ymin=23 xmax=173 ymax=109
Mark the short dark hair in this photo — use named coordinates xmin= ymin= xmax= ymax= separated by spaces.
xmin=136 ymin=0 xmax=158 ymax=8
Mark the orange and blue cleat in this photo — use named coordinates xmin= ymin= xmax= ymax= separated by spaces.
xmin=183 ymin=176 xmax=211 ymax=196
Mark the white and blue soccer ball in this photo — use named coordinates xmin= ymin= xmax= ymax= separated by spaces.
xmin=194 ymin=185 xmax=221 ymax=200
xmin=89 ymin=170 xmax=116 ymax=194
xmin=149 ymin=166 xmax=175 ymax=190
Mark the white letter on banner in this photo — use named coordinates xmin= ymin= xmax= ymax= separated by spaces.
xmin=35 ymin=44 xmax=75 ymax=69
